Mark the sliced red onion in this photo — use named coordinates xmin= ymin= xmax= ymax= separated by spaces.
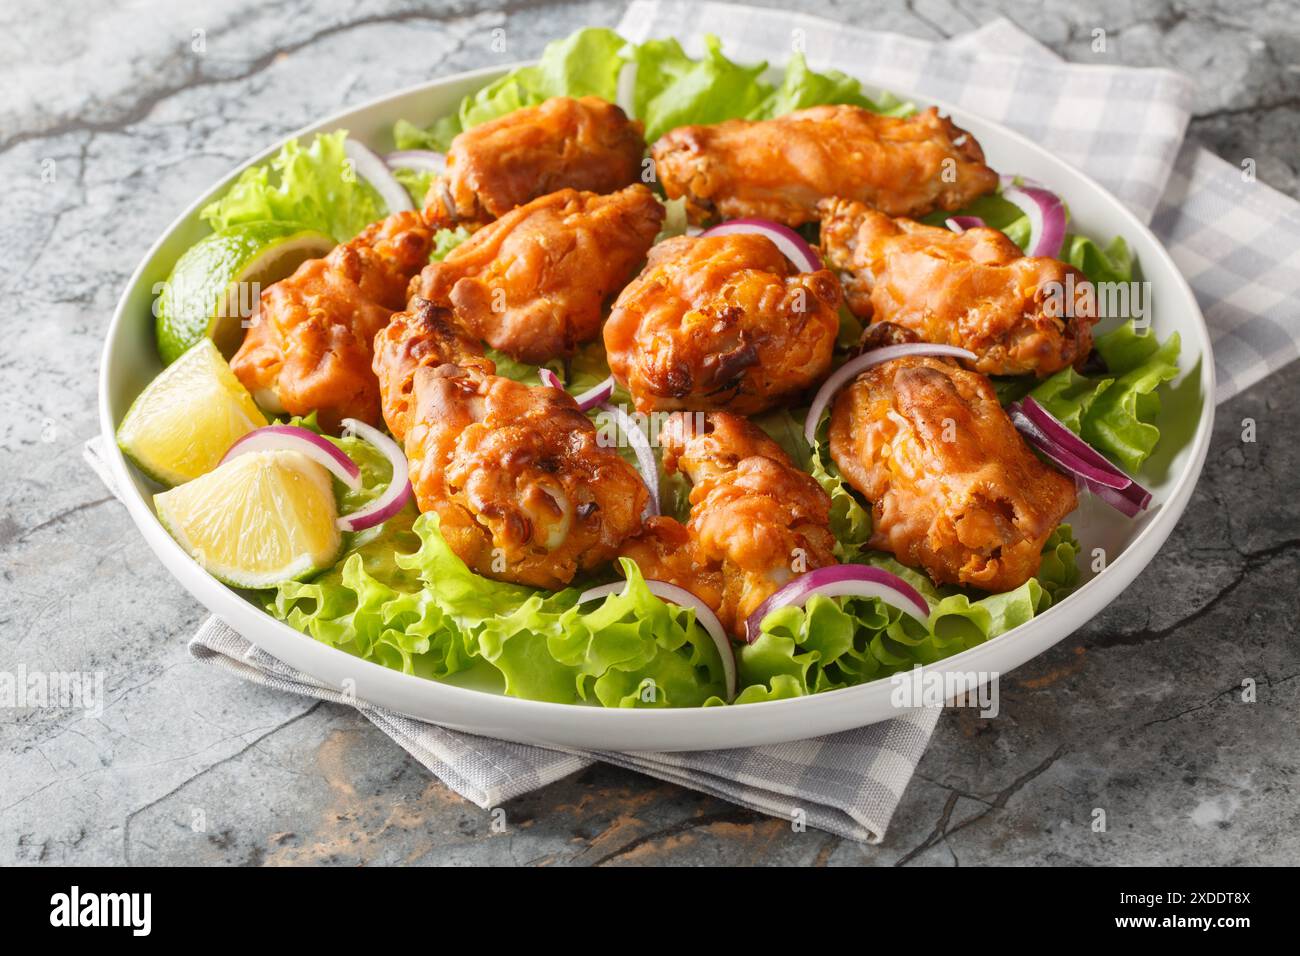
xmin=384 ymin=149 xmax=447 ymax=174
xmin=1085 ymin=477 xmax=1150 ymax=518
xmin=538 ymin=368 xmax=616 ymax=412
xmin=945 ymin=215 xmax=986 ymax=234
xmin=344 ymin=138 xmax=414 ymax=214
xmin=803 ymin=343 xmax=978 ymax=445
xmin=1007 ymin=408 xmax=1128 ymax=490
xmin=336 ymin=418 xmax=413 ymax=532
xmin=699 ymin=218 xmax=823 ymax=273
xmin=603 ymin=402 xmax=659 ymax=518
xmin=1001 ymin=182 xmax=1066 ymax=258
xmin=744 ymin=564 xmax=931 ymax=644
xmin=615 ymin=58 xmax=639 ymax=117
xmin=221 ymin=425 xmax=361 ymax=490
xmin=1009 ymin=397 xmax=1151 ymax=515
xmin=577 ymin=577 xmax=736 ymax=701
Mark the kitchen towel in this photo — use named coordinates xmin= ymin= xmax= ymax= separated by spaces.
xmin=90 ymin=3 xmax=1300 ymax=846
xmin=84 ymin=435 xmax=941 ymax=844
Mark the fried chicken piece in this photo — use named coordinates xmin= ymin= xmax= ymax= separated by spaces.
xmin=819 ymin=199 xmax=1097 ymax=377
xmin=652 ymin=105 xmax=998 ymax=227
xmin=829 ymin=353 xmax=1077 ymax=592
xmin=425 ymin=96 xmax=648 ymax=229
xmin=603 ymin=233 xmax=841 ymax=415
xmin=372 ymin=297 xmax=494 ymax=443
xmin=411 ymin=185 xmax=664 ymax=365
xmin=373 ymin=298 xmax=648 ymax=589
xmin=230 ymin=211 xmax=434 ymax=431
xmin=620 ymin=412 xmax=836 ymax=637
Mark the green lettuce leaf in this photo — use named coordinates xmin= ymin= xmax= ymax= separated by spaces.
xmin=400 ymin=29 xmax=630 ymax=151
xmin=398 ymin=28 xmax=916 ymax=151
xmin=200 ymin=131 xmax=385 ymax=242
xmin=1030 ymin=322 xmax=1181 ymax=472
xmin=431 ymin=225 xmax=470 ymax=262
xmin=750 ymin=51 xmax=912 ymax=119
xmin=393 ymin=167 xmax=436 ymax=209
xmin=267 ymin=514 xmax=729 ymax=706
xmin=736 ymin=526 xmax=1080 ymax=701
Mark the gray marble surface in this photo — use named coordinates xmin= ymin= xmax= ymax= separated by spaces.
xmin=1 ymin=0 xmax=1297 ymax=866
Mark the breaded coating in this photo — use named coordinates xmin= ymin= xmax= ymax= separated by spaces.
xmin=412 ymin=185 xmax=664 ymax=365
xmin=230 ymin=210 xmax=433 ymax=431
xmin=373 ymin=298 xmax=648 ymax=589
xmin=828 ymin=354 xmax=1077 ymax=591
xmin=651 ymin=105 xmax=998 ymax=227
xmin=620 ymin=412 xmax=836 ymax=636
xmin=425 ymin=96 xmax=648 ymax=229
xmin=819 ymin=199 xmax=1097 ymax=377
xmin=603 ymin=233 xmax=841 ymax=415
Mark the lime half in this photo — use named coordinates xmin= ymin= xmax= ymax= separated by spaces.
xmin=117 ymin=338 xmax=267 ymax=486
xmin=156 ymin=222 xmax=334 ymax=364
xmin=155 ymin=449 xmax=343 ymax=589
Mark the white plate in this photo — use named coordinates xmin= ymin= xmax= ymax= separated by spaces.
xmin=99 ymin=62 xmax=1214 ymax=752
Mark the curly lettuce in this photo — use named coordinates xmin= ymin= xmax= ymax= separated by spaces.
xmin=269 ymin=514 xmax=729 ymax=706
xmin=1030 ymin=323 xmax=1181 ymax=472
xmin=396 ymin=27 xmax=913 ymax=150
xmin=200 ymin=131 xmax=385 ymax=242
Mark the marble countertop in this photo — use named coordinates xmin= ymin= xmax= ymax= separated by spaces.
xmin=2 ymin=0 xmax=1296 ymax=866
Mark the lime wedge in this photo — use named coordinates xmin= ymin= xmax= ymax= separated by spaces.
xmin=155 ymin=450 xmax=343 ymax=589
xmin=156 ymin=222 xmax=335 ymax=364
xmin=117 ymin=338 xmax=267 ymax=486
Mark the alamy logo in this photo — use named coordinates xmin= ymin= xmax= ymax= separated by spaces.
xmin=49 ymin=886 xmax=151 ymax=936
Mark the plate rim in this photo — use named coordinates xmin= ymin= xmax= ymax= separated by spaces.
xmin=97 ymin=59 xmax=1216 ymax=748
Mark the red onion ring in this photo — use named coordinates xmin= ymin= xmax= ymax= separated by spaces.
xmin=343 ymin=138 xmax=414 ymax=215
xmin=744 ymin=564 xmax=931 ymax=643
xmin=602 ymin=403 xmax=659 ymax=518
xmin=336 ymin=418 xmax=413 ymax=532
xmin=615 ymin=59 xmax=639 ymax=117
xmin=538 ymin=368 xmax=616 ymax=412
xmin=577 ymin=577 xmax=736 ymax=701
xmin=803 ymin=343 xmax=978 ymax=445
xmin=1009 ymin=397 xmax=1151 ymax=516
xmin=221 ymin=425 xmax=361 ymax=490
xmin=1001 ymin=181 xmax=1067 ymax=258
xmin=384 ymin=149 xmax=447 ymax=175
xmin=699 ymin=218 xmax=823 ymax=272
xmin=945 ymin=215 xmax=987 ymax=234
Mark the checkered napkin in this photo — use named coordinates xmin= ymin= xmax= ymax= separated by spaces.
xmin=90 ymin=4 xmax=1300 ymax=845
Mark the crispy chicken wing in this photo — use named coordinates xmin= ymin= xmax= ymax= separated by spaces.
xmin=230 ymin=210 xmax=434 ymax=431
xmin=819 ymin=199 xmax=1097 ymax=377
xmin=411 ymin=185 xmax=664 ymax=364
xmin=603 ymin=233 xmax=841 ymax=415
xmin=373 ymin=298 xmax=648 ymax=589
xmin=425 ymin=96 xmax=648 ymax=230
xmin=652 ymin=105 xmax=998 ymax=227
xmin=828 ymin=351 xmax=1077 ymax=591
xmin=620 ymin=412 xmax=836 ymax=637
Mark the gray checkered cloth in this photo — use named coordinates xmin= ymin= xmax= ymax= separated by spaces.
xmin=92 ymin=4 xmax=1300 ymax=845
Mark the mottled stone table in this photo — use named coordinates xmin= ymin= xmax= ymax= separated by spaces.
xmin=2 ymin=0 xmax=1296 ymax=865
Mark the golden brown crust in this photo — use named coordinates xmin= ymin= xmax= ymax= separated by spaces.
xmin=819 ymin=198 xmax=1098 ymax=377
xmin=603 ymin=233 xmax=841 ymax=415
xmin=412 ymin=185 xmax=664 ymax=364
xmin=828 ymin=356 xmax=1077 ymax=592
xmin=374 ymin=294 xmax=648 ymax=590
xmin=651 ymin=105 xmax=998 ymax=227
xmin=230 ymin=210 xmax=433 ymax=431
xmin=425 ymin=96 xmax=648 ymax=229
xmin=620 ymin=412 xmax=835 ymax=636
